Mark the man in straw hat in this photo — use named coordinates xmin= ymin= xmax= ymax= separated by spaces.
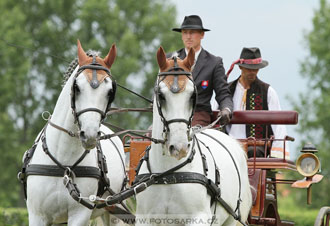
xmin=170 ymin=15 xmax=233 ymax=127
xmin=226 ymin=47 xmax=290 ymax=159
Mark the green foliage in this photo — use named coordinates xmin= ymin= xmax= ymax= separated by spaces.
xmin=0 ymin=0 xmax=182 ymax=207
xmin=0 ymin=207 xmax=28 ymax=226
xmin=278 ymin=191 xmax=320 ymax=226
xmin=293 ymin=0 xmax=330 ymax=208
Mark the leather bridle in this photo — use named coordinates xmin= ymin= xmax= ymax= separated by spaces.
xmin=71 ymin=55 xmax=116 ymax=127
xmin=154 ymin=56 xmax=197 ymax=140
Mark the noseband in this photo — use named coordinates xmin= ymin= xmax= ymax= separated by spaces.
xmin=71 ymin=55 xmax=116 ymax=126
xmin=155 ymin=56 xmax=197 ymax=138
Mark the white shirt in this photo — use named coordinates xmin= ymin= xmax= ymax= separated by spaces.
xmin=227 ymin=80 xmax=290 ymax=159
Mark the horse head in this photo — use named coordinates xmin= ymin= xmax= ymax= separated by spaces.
xmin=155 ymin=46 xmax=196 ymax=160
xmin=72 ymin=40 xmax=117 ymax=149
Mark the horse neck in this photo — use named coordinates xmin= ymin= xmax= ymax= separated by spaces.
xmin=45 ymin=67 xmax=83 ymax=161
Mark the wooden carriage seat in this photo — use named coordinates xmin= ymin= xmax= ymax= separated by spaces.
xmin=212 ymin=110 xmax=299 ymax=217
xmin=212 ymin=110 xmax=298 ymax=151
xmin=212 ymin=110 xmax=298 ymax=125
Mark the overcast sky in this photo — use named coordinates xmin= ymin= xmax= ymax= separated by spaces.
xmin=172 ymin=0 xmax=320 ymax=158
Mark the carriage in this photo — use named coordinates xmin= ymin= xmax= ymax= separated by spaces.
xmin=20 ymin=42 xmax=329 ymax=226
xmin=121 ymin=109 xmax=328 ymax=226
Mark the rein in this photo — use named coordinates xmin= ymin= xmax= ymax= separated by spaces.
xmin=116 ymin=83 xmax=152 ymax=104
xmin=41 ymin=111 xmax=79 ymax=138
xmin=100 ymin=122 xmax=165 ymax=144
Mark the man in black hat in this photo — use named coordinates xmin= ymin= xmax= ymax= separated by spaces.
xmin=226 ymin=47 xmax=290 ymax=159
xmin=170 ymin=15 xmax=233 ymax=127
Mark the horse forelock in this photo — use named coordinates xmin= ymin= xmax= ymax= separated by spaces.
xmin=160 ymin=58 xmax=191 ymax=73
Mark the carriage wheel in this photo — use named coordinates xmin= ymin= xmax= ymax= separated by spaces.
xmin=314 ymin=206 xmax=330 ymax=226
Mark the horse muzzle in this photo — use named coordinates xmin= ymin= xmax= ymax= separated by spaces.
xmin=168 ymin=143 xmax=189 ymax=160
xmin=79 ymin=130 xmax=100 ymax=150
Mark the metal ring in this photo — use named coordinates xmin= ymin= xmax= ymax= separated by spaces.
xmin=42 ymin=111 xmax=51 ymax=121
xmin=105 ymin=195 xmax=113 ymax=206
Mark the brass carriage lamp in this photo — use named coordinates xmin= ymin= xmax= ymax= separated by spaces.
xmin=292 ymin=142 xmax=323 ymax=204
xmin=296 ymin=143 xmax=321 ymax=177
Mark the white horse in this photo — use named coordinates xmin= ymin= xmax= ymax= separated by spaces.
xmin=23 ymin=40 xmax=127 ymax=226
xmin=135 ymin=47 xmax=252 ymax=226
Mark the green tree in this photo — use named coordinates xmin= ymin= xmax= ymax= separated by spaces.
xmin=294 ymin=0 xmax=330 ymax=208
xmin=0 ymin=0 xmax=181 ymax=207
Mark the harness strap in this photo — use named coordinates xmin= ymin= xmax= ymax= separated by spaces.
xmin=135 ymin=145 xmax=151 ymax=176
xmin=48 ymin=120 xmax=79 ymax=138
xmin=63 ymin=172 xmax=96 ymax=209
xmin=167 ymin=118 xmax=190 ymax=126
xmin=76 ymin=107 xmax=106 ymax=119
xmin=199 ymin=132 xmax=243 ymax=222
xmin=42 ymin=135 xmax=91 ymax=170
xmin=18 ymin=125 xmax=46 ymax=198
xmin=78 ymin=64 xmax=111 ymax=75
xmin=103 ymin=138 xmax=196 ymax=206
xmin=198 ymin=139 xmax=221 ymax=185
xmin=25 ymin=164 xmax=101 ymax=178
xmin=135 ymin=172 xmax=214 ymax=192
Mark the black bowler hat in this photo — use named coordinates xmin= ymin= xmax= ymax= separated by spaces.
xmin=237 ymin=47 xmax=268 ymax=69
xmin=172 ymin=15 xmax=210 ymax=32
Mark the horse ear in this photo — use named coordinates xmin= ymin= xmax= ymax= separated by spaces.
xmin=157 ymin=46 xmax=167 ymax=71
xmin=77 ymin=39 xmax=89 ymax=66
xmin=183 ymin=48 xmax=195 ymax=71
xmin=104 ymin=44 xmax=117 ymax=68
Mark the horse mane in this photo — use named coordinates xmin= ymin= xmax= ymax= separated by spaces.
xmin=62 ymin=50 xmax=101 ymax=86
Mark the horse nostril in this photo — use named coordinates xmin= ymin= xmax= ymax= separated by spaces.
xmin=79 ymin=131 xmax=86 ymax=140
xmin=169 ymin=145 xmax=175 ymax=154
xmin=97 ymin=131 xmax=101 ymax=138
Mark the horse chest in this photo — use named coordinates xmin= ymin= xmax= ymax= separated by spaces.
xmin=137 ymin=183 xmax=210 ymax=214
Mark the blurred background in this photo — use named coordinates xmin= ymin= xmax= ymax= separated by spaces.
xmin=0 ymin=0 xmax=329 ymax=225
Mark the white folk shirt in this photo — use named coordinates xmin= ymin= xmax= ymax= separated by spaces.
xmin=227 ymin=81 xmax=290 ymax=159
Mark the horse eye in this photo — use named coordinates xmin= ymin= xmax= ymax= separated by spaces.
xmin=108 ymin=89 xmax=114 ymax=96
xmin=74 ymin=84 xmax=80 ymax=93
xmin=159 ymin=93 xmax=165 ymax=101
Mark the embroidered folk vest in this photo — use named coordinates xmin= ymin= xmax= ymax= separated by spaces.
xmin=229 ymin=77 xmax=274 ymax=139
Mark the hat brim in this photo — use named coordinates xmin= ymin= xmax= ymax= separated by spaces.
xmin=237 ymin=60 xmax=268 ymax=69
xmin=172 ymin=26 xmax=210 ymax=32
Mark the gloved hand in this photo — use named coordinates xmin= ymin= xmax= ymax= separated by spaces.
xmin=217 ymin=108 xmax=232 ymax=125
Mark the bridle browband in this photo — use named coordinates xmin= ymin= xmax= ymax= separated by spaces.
xmin=71 ymin=55 xmax=117 ymax=126
xmin=155 ymin=56 xmax=197 ymax=139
